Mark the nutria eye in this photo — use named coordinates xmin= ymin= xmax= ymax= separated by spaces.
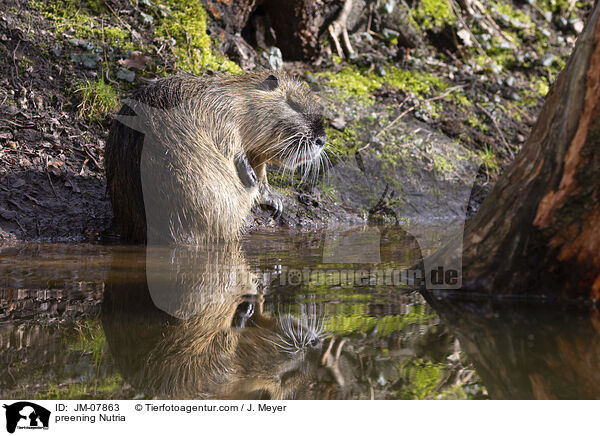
xmin=258 ymin=75 xmax=279 ymax=91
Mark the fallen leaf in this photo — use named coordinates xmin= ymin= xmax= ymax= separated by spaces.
xmin=118 ymin=52 xmax=149 ymax=70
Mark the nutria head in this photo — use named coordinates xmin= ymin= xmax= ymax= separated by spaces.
xmin=102 ymin=245 xmax=327 ymax=399
xmin=219 ymin=72 xmax=328 ymax=176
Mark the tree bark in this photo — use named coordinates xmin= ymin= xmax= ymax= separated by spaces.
xmin=460 ymin=0 xmax=600 ymax=302
xmin=264 ymin=0 xmax=322 ymax=60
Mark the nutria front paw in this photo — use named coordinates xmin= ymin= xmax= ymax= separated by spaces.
xmin=259 ymin=183 xmax=283 ymax=219
xmin=234 ymin=153 xmax=258 ymax=188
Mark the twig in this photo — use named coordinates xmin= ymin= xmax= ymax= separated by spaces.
xmin=45 ymin=155 xmax=59 ymax=200
xmin=24 ymin=193 xmax=42 ymax=206
xmin=508 ymin=101 xmax=535 ymax=124
xmin=12 ymin=40 xmax=21 ymax=78
xmin=83 ymin=145 xmax=102 ymax=170
xmin=476 ymin=103 xmax=514 ymax=158
xmin=103 ymin=0 xmax=132 ymax=32
xmin=448 ymin=0 xmax=493 ymax=64
xmin=382 ymin=84 xmax=467 ymax=138
xmin=0 ymin=119 xmax=31 ymax=128
xmin=15 ymin=218 xmax=27 ymax=235
xmin=100 ymin=18 xmax=117 ymax=85
xmin=328 ymin=0 xmax=354 ymax=58
xmin=80 ymin=158 xmax=89 ymax=175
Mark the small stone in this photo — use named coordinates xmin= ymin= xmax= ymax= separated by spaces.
xmin=117 ymin=69 xmax=136 ymax=82
xmin=262 ymin=46 xmax=283 ymax=71
xmin=51 ymin=45 xmax=62 ymax=57
xmin=541 ymin=54 xmax=555 ymax=67
xmin=570 ymin=19 xmax=584 ymax=34
xmin=382 ymin=0 xmax=395 ymax=14
xmin=382 ymin=28 xmax=399 ymax=41
xmin=157 ymin=4 xmax=170 ymax=17
xmin=330 ymin=116 xmax=346 ymax=130
xmin=140 ymin=12 xmax=154 ymax=25
xmin=457 ymin=29 xmax=473 ymax=47
xmin=0 ymin=208 xmax=17 ymax=220
xmin=557 ymin=16 xmax=568 ymax=28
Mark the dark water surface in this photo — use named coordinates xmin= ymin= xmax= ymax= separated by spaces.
xmin=0 ymin=229 xmax=596 ymax=399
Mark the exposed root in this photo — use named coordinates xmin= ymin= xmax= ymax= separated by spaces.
xmin=328 ymin=0 xmax=355 ymax=59
xmin=321 ymin=335 xmax=347 ymax=387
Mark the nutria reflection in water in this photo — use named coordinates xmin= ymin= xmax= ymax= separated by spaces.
xmin=101 ymin=243 xmax=332 ymax=399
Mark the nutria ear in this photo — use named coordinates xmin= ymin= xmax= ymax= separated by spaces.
xmin=258 ymin=74 xmax=279 ymax=91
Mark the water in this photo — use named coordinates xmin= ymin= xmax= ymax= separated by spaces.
xmin=0 ymin=229 xmax=596 ymax=399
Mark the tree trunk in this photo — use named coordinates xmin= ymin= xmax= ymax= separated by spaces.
xmin=460 ymin=0 xmax=600 ymax=303
xmin=264 ymin=0 xmax=322 ymax=60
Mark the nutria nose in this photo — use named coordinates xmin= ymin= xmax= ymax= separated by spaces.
xmin=314 ymin=135 xmax=326 ymax=148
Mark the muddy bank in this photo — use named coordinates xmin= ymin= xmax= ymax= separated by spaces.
xmin=0 ymin=0 xmax=590 ymax=241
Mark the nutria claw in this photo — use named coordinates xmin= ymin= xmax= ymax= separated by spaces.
xmin=260 ymin=189 xmax=283 ymax=219
xmin=234 ymin=153 xmax=258 ymax=188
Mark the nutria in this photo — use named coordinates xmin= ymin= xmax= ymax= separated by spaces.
xmin=101 ymin=244 xmax=326 ymax=399
xmin=105 ymin=72 xmax=327 ymax=244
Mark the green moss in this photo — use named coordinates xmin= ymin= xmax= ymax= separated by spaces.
xmin=398 ymin=359 xmax=444 ymax=399
xmin=432 ymin=155 xmax=453 ymax=173
xmin=477 ymin=145 xmax=499 ymax=173
xmin=32 ymin=0 xmax=138 ymax=51
xmin=320 ymin=182 xmax=339 ymax=202
xmin=326 ymin=123 xmax=360 ymax=155
xmin=75 ymin=76 xmax=119 ymax=122
xmin=317 ymin=65 xmax=381 ymax=105
xmin=35 ymin=374 xmax=126 ymax=400
xmin=413 ymin=0 xmax=455 ymax=29
xmin=466 ymin=113 xmax=488 ymax=132
xmin=325 ymin=305 xmax=435 ymax=337
xmin=386 ymin=67 xmax=447 ymax=94
xmin=450 ymin=90 xmax=473 ymax=108
xmin=317 ymin=64 xmax=450 ymax=107
xmin=154 ymin=0 xmax=240 ymax=74
xmin=68 ymin=319 xmax=108 ymax=366
xmin=32 ymin=0 xmax=241 ymax=76
xmin=537 ymin=0 xmax=574 ymax=15
xmin=492 ymin=0 xmax=534 ymax=32
xmin=532 ymin=77 xmax=549 ymax=97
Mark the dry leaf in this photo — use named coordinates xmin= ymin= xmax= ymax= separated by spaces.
xmin=118 ymin=52 xmax=149 ymax=70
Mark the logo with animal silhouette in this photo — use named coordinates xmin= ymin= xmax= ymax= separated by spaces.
xmin=3 ymin=402 xmax=50 ymax=433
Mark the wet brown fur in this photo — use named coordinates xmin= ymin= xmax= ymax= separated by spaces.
xmin=105 ymin=72 xmax=325 ymax=244
xmin=102 ymin=245 xmax=323 ymax=399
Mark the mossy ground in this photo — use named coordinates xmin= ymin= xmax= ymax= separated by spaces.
xmin=29 ymin=0 xmax=239 ymax=124
xmin=0 ymin=0 xmax=591 ymax=239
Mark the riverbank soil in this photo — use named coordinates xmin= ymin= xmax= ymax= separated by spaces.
xmin=0 ymin=0 xmax=592 ymax=241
